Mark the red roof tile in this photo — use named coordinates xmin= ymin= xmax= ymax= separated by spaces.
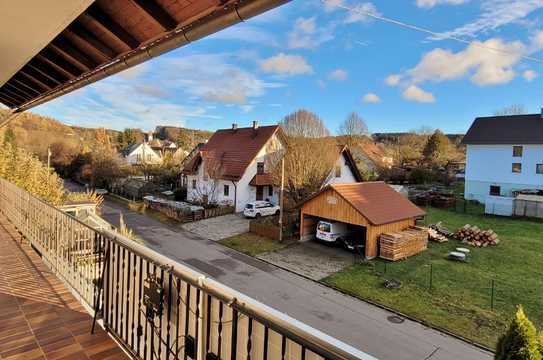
xmin=182 ymin=125 xmax=283 ymax=181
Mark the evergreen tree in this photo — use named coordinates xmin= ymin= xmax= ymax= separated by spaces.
xmin=117 ymin=128 xmax=137 ymax=149
xmin=423 ymin=129 xmax=450 ymax=166
xmin=496 ymin=306 xmax=542 ymax=360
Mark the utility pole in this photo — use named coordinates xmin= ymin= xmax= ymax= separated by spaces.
xmin=278 ymin=157 xmax=285 ymax=242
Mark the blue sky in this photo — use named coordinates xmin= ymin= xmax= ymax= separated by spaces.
xmin=32 ymin=0 xmax=543 ymax=134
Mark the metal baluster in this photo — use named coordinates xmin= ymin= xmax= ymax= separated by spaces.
xmin=166 ymin=272 xmax=173 ymax=359
xmin=115 ymin=243 xmax=120 ymax=333
xmin=262 ymin=327 xmax=268 ymax=360
xmin=217 ymin=301 xmax=223 ymax=359
xmin=175 ymin=277 xmax=181 ymax=360
xmin=137 ymin=256 xmax=144 ymax=357
xmin=183 ymin=284 xmax=191 ymax=360
xmin=194 ymin=288 xmax=201 ymax=359
xmin=231 ymin=309 xmax=238 ymax=360
xmin=125 ymin=248 xmax=131 ymax=343
xmin=281 ymin=335 xmax=286 ymax=360
xmin=131 ymin=253 xmax=137 ymax=349
xmin=301 ymin=345 xmax=306 ymax=360
xmin=150 ymin=264 xmax=155 ymax=360
xmin=144 ymin=261 xmax=149 ymax=360
xmin=157 ymin=267 xmax=164 ymax=360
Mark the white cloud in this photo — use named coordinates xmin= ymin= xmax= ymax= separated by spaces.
xmin=435 ymin=1 xmax=543 ymax=39
xmin=316 ymin=79 xmax=327 ymax=89
xmin=118 ymin=64 xmax=148 ymax=80
xmin=344 ymin=3 xmax=380 ymax=23
xmin=523 ymin=69 xmax=538 ymax=81
xmin=362 ymin=93 xmax=381 ymax=103
xmin=323 ymin=0 xmax=344 ymax=12
xmin=385 ymin=74 xmax=401 ymax=86
xmin=530 ymin=30 xmax=543 ymax=51
xmin=416 ymin=0 xmax=469 ymax=9
xmin=407 ymin=38 xmax=524 ymax=86
xmin=207 ymin=24 xmax=278 ymax=46
xmin=328 ymin=68 xmax=348 ymax=81
xmin=402 ymin=85 xmax=435 ymax=103
xmin=260 ymin=53 xmax=313 ymax=75
xmin=287 ymin=17 xmax=334 ymax=49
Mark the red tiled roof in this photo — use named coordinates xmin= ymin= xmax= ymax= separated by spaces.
xmin=300 ymin=181 xmax=425 ymax=225
xmin=182 ymin=125 xmax=282 ymax=181
xmin=249 ymin=174 xmax=273 ymax=186
xmin=332 ymin=182 xmax=425 ymax=225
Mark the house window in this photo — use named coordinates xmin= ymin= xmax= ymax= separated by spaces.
xmin=512 ymin=163 xmax=522 ymax=173
xmin=224 ymin=184 xmax=229 ymax=197
xmin=192 ymin=179 xmax=196 ymax=189
xmin=136 ymin=154 xmax=141 ymax=162
xmin=257 ymin=162 xmax=265 ymax=175
xmin=513 ymin=146 xmax=523 ymax=157
xmin=489 ymin=185 xmax=501 ymax=196
xmin=268 ymin=186 xmax=273 ymax=197
xmin=335 ymin=165 xmax=341 ymax=178
xmin=147 ymin=154 xmax=152 ymax=161
xmin=537 ymin=164 xmax=543 ymax=174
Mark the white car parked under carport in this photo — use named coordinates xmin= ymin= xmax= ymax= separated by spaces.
xmin=243 ymin=201 xmax=280 ymax=218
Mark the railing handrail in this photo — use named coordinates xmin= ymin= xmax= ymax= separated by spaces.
xmin=0 ymin=177 xmax=376 ymax=360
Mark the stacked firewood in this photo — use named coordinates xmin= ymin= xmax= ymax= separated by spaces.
xmin=454 ymin=225 xmax=500 ymax=247
xmin=428 ymin=228 xmax=448 ymax=243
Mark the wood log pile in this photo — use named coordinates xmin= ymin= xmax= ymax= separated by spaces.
xmin=380 ymin=226 xmax=428 ymax=261
xmin=428 ymin=221 xmax=452 ymax=243
xmin=454 ymin=225 xmax=500 ymax=247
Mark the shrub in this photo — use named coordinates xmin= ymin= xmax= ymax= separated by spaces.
xmin=408 ymin=168 xmax=437 ymax=184
xmin=495 ymin=306 xmax=542 ymax=360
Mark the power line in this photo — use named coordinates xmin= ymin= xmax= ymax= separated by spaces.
xmin=322 ymin=0 xmax=543 ymax=65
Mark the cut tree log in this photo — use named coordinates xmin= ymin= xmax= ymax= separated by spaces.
xmin=453 ymin=225 xmax=499 ymax=247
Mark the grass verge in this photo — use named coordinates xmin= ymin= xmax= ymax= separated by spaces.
xmin=322 ymin=207 xmax=543 ymax=348
xmin=219 ymin=233 xmax=290 ymax=256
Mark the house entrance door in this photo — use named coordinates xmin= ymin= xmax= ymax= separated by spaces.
xmin=256 ymin=186 xmax=264 ymax=201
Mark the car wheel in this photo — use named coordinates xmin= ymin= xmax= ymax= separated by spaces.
xmin=275 ymin=210 xmax=280 ymax=216
xmin=255 ymin=213 xmax=261 ymax=219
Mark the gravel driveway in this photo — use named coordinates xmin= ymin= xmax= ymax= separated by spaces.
xmin=258 ymin=240 xmax=356 ymax=280
xmin=181 ymin=213 xmax=250 ymax=241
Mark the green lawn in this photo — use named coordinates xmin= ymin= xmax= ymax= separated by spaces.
xmin=323 ymin=207 xmax=543 ymax=348
xmin=219 ymin=233 xmax=291 ymax=256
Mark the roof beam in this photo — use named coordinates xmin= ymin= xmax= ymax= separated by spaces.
xmin=49 ymin=37 xmax=96 ymax=72
xmin=0 ymin=93 xmax=18 ymax=107
xmin=8 ymin=79 xmax=41 ymax=97
xmin=37 ymin=51 xmax=81 ymax=80
xmin=0 ymin=86 xmax=29 ymax=103
xmin=85 ymin=5 xmax=140 ymax=49
xmin=129 ymin=0 xmax=178 ymax=31
xmin=19 ymin=70 xmax=52 ymax=92
xmin=67 ymin=23 xmax=117 ymax=60
xmin=11 ymin=77 xmax=42 ymax=96
xmin=5 ymin=82 xmax=34 ymax=100
xmin=25 ymin=64 xmax=63 ymax=87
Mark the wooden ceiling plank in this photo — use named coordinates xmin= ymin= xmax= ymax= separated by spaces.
xmin=130 ymin=0 xmax=178 ymax=31
xmin=49 ymin=38 xmax=94 ymax=72
xmin=67 ymin=23 xmax=117 ymax=59
xmin=85 ymin=4 xmax=140 ymax=49
xmin=25 ymin=64 xmax=62 ymax=87
xmin=19 ymin=70 xmax=52 ymax=92
xmin=4 ymin=82 xmax=34 ymax=100
xmin=11 ymin=77 xmax=42 ymax=96
xmin=37 ymin=52 xmax=80 ymax=80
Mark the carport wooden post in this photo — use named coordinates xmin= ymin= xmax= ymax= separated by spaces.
xmin=279 ymin=157 xmax=284 ymax=242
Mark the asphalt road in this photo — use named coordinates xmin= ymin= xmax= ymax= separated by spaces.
xmin=92 ymin=191 xmax=492 ymax=360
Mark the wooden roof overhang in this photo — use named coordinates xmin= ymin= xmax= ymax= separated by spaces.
xmin=0 ymin=0 xmax=289 ymax=112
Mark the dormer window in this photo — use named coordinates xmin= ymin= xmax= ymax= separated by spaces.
xmin=257 ymin=162 xmax=265 ymax=175
xmin=513 ymin=146 xmax=523 ymax=157
xmin=335 ymin=165 xmax=341 ymax=178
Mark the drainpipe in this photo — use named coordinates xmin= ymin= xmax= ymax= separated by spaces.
xmin=231 ymin=180 xmax=238 ymax=212
xmin=14 ymin=0 xmax=291 ymax=112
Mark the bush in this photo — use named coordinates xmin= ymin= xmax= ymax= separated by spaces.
xmin=495 ymin=306 xmax=542 ymax=360
xmin=408 ymin=168 xmax=437 ymax=184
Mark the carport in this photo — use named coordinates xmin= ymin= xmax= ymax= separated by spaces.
xmin=298 ymin=182 xmax=425 ymax=259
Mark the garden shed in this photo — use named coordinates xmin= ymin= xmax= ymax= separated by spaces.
xmin=299 ymin=182 xmax=425 ymax=259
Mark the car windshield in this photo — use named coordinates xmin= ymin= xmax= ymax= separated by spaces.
xmin=245 ymin=204 xmax=254 ymax=209
xmin=318 ymin=222 xmax=331 ymax=232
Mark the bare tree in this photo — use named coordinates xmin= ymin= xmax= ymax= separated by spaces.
xmin=279 ymin=109 xmax=330 ymax=138
xmin=494 ymin=104 xmax=525 ymax=116
xmin=193 ymin=152 xmax=224 ymax=207
xmin=269 ymin=137 xmax=338 ymax=205
xmin=338 ymin=112 xmax=369 ymax=146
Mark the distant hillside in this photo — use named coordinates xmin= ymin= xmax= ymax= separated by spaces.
xmin=155 ymin=125 xmax=212 ymax=147
xmin=372 ymin=132 xmax=464 ymax=145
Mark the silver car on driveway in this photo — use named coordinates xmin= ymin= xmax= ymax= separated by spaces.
xmin=243 ymin=201 xmax=280 ymax=218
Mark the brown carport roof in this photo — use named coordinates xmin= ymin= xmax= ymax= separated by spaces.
xmin=0 ymin=0 xmax=289 ymax=112
xmin=300 ymin=182 xmax=425 ymax=226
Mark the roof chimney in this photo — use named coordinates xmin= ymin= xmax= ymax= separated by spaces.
xmin=232 ymin=123 xmax=237 ymax=130
xmin=252 ymin=120 xmax=259 ymax=129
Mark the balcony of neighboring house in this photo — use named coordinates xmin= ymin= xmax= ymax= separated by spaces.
xmin=0 ymin=178 xmax=368 ymax=360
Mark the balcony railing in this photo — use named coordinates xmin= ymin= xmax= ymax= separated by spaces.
xmin=0 ymin=178 xmax=373 ymax=360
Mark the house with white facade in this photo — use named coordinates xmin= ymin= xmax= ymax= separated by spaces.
xmin=463 ymin=113 xmax=543 ymax=203
xmin=182 ymin=122 xmax=287 ymax=212
xmin=123 ymin=142 xmax=162 ymax=165
xmin=182 ymin=123 xmax=363 ymax=212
